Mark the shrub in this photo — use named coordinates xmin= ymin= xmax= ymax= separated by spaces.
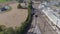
xmin=0 ymin=25 xmax=6 ymax=32
xmin=17 ymin=3 xmax=22 ymax=9
xmin=0 ymin=32 xmax=4 ymax=34
xmin=18 ymin=0 xmax=23 ymax=3
xmin=3 ymin=27 xmax=15 ymax=34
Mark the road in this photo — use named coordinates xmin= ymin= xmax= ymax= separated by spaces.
xmin=27 ymin=2 xmax=58 ymax=34
xmin=32 ymin=3 xmax=58 ymax=34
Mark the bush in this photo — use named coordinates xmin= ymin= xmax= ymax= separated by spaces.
xmin=17 ymin=3 xmax=27 ymax=9
xmin=0 ymin=32 xmax=4 ymax=34
xmin=17 ymin=3 xmax=22 ymax=9
xmin=28 ymin=1 xmax=33 ymax=9
xmin=3 ymin=27 xmax=15 ymax=34
xmin=0 ymin=25 xmax=6 ymax=32
xmin=18 ymin=0 xmax=23 ymax=3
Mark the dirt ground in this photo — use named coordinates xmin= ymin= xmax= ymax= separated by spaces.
xmin=0 ymin=3 xmax=28 ymax=28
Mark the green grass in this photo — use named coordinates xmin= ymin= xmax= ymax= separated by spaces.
xmin=0 ymin=0 xmax=12 ymax=2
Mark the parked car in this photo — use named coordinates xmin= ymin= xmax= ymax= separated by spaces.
xmin=1 ymin=7 xmax=7 ymax=11
xmin=1 ymin=6 xmax=9 ymax=11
